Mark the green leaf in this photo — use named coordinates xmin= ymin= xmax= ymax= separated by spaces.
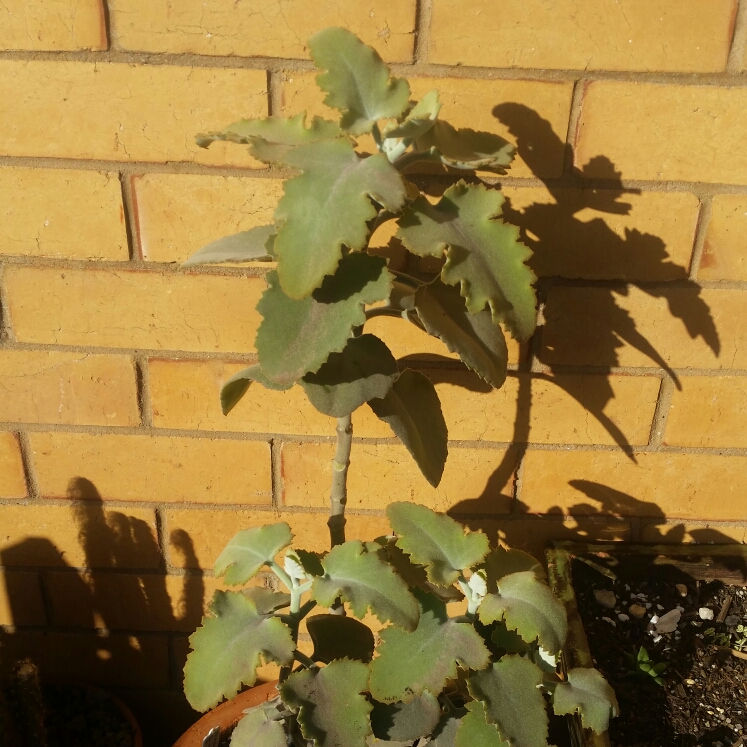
xmin=396 ymin=182 xmax=537 ymax=341
xmin=386 ymin=502 xmax=489 ymax=586
xmin=478 ymin=571 xmax=568 ymax=655
xmin=468 ymin=657 xmax=549 ymax=747
xmin=230 ymin=705 xmax=286 ymax=747
xmin=274 ymin=139 xmax=406 ymax=299
xmin=552 ymin=668 xmax=619 ymax=734
xmin=369 ymin=590 xmax=491 ymax=703
xmin=414 ymin=121 xmax=515 ymax=171
xmin=220 ymin=364 xmax=291 ymax=416
xmin=182 ymin=225 xmax=275 ymax=267
xmin=214 ymin=523 xmax=293 ymax=585
xmin=196 ymin=113 xmax=341 ymax=163
xmin=368 ymin=370 xmax=448 ymax=488
xmin=308 ymin=27 xmax=411 ymax=136
xmin=414 ymin=279 xmax=508 ymax=389
xmin=430 ymin=711 xmax=466 ymax=747
xmin=456 ymin=701 xmax=510 ymax=747
xmin=242 ymin=587 xmax=291 ymax=615
xmin=307 ymin=614 xmax=376 ymax=664
xmin=300 ymin=334 xmax=398 ymax=417
xmin=490 ymin=622 xmax=529 ymax=655
xmin=383 ymin=90 xmax=441 ymax=140
xmin=280 ymin=659 xmax=372 ymax=747
xmin=184 ymin=591 xmax=294 ymax=712
xmin=370 ymin=691 xmax=441 ymax=742
xmin=256 ymin=255 xmax=393 ymax=388
xmin=480 ymin=547 xmax=545 ymax=592
xmin=312 ymin=540 xmax=419 ymax=630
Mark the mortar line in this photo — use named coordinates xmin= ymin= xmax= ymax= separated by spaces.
xmin=36 ymin=572 xmax=57 ymax=628
xmin=414 ymin=0 xmax=434 ymax=67
xmin=727 ymin=0 xmax=747 ymax=73
xmin=563 ymin=78 xmax=587 ymax=176
xmin=687 ymin=195 xmax=714 ymax=280
xmin=120 ymin=171 xmax=141 ymax=260
xmin=271 ymin=438 xmax=284 ymax=510
xmin=16 ymin=430 xmax=41 ymax=500
xmin=267 ymin=69 xmax=283 ymax=116
xmin=100 ymin=0 xmax=112 ymax=51
xmin=134 ymin=355 xmax=153 ymax=427
xmin=0 ymin=266 xmax=11 ymax=343
xmin=647 ymin=376 xmax=676 ymax=450
xmin=153 ymin=506 xmax=169 ymax=575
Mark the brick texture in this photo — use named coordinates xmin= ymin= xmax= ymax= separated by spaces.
xmin=0 ymin=432 xmax=26 ymax=498
xmin=0 ymin=571 xmax=46 ymax=626
xmin=699 ymin=194 xmax=747 ymax=281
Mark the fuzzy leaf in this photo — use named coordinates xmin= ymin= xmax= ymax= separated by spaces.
xmin=242 ymin=587 xmax=291 ymax=615
xmin=214 ymin=523 xmax=292 ymax=585
xmin=481 ymin=547 xmax=545 ymax=592
xmin=552 ymin=668 xmax=619 ymax=734
xmin=431 ymin=713 xmax=465 ymax=747
xmin=184 ymin=591 xmax=294 ymax=712
xmin=415 ymin=279 xmax=508 ymax=388
xmin=274 ymin=139 xmax=406 ymax=299
xmin=182 ymin=225 xmax=276 ymax=267
xmin=312 ymin=540 xmax=419 ymax=630
xmin=396 ymin=182 xmax=537 ymax=341
xmin=309 ymin=27 xmax=411 ymax=136
xmin=370 ymin=691 xmax=441 ymax=742
xmin=256 ymin=255 xmax=393 ymax=388
xmin=414 ymin=121 xmax=515 ymax=171
xmin=456 ymin=701 xmax=510 ymax=747
xmin=386 ymin=502 xmax=489 ymax=586
xmin=280 ymin=659 xmax=372 ymax=747
xmin=369 ymin=590 xmax=491 ymax=703
xmin=468 ymin=657 xmax=549 ymax=747
xmin=301 ymin=334 xmax=398 ymax=417
xmin=383 ymin=90 xmax=441 ymax=140
xmin=196 ymin=113 xmax=341 ymax=163
xmin=220 ymin=364 xmax=291 ymax=416
xmin=478 ymin=571 xmax=568 ymax=655
xmin=307 ymin=614 xmax=375 ymax=664
xmin=230 ymin=705 xmax=286 ymax=747
xmin=490 ymin=622 xmax=529 ymax=655
xmin=368 ymin=370 xmax=448 ymax=488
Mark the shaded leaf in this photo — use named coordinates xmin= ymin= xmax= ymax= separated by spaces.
xmin=414 ymin=279 xmax=508 ymax=388
xmin=552 ymin=668 xmax=619 ymax=734
xmin=383 ymin=90 xmax=441 ymax=140
xmin=182 ymin=225 xmax=276 ymax=267
xmin=280 ymin=659 xmax=372 ymax=747
xmin=307 ymin=614 xmax=375 ymax=664
xmin=309 ymin=27 xmax=410 ymax=136
xmin=369 ymin=590 xmax=490 ymax=703
xmin=214 ymin=523 xmax=293 ymax=585
xmin=220 ymin=364 xmax=291 ymax=416
xmin=242 ymin=587 xmax=291 ymax=615
xmin=274 ymin=139 xmax=406 ymax=299
xmin=386 ymin=502 xmax=489 ymax=586
xmin=312 ymin=540 xmax=419 ymax=630
xmin=431 ymin=711 xmax=466 ymax=747
xmin=301 ymin=334 xmax=398 ymax=417
xmin=455 ymin=701 xmax=510 ymax=747
xmin=230 ymin=705 xmax=286 ymax=747
xmin=468 ymin=657 xmax=549 ymax=747
xmin=396 ymin=182 xmax=537 ymax=341
xmin=368 ymin=370 xmax=448 ymax=488
xmin=184 ymin=591 xmax=294 ymax=712
xmin=370 ymin=691 xmax=441 ymax=742
xmin=490 ymin=621 xmax=529 ymax=655
xmin=478 ymin=571 xmax=567 ymax=655
xmin=481 ymin=547 xmax=545 ymax=593
xmin=256 ymin=255 xmax=393 ymax=388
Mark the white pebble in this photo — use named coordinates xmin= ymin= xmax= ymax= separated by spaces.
xmin=618 ymin=613 xmax=630 ymax=622
xmin=699 ymin=607 xmax=714 ymax=620
xmin=601 ymin=616 xmax=616 ymax=627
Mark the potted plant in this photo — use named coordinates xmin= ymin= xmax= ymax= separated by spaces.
xmin=175 ymin=28 xmax=618 ymax=747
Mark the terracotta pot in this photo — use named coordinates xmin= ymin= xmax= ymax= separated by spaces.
xmin=172 ymin=681 xmax=280 ymax=747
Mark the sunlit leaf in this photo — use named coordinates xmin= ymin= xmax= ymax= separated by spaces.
xmin=368 ymin=370 xmax=447 ymax=488
xmin=396 ymin=182 xmax=537 ymax=341
xmin=480 ymin=547 xmax=545 ymax=592
xmin=230 ymin=704 xmax=286 ymax=747
xmin=281 ymin=659 xmax=372 ymax=747
xmin=370 ymin=691 xmax=441 ymax=742
xmin=301 ymin=334 xmax=398 ymax=417
xmin=242 ymin=587 xmax=291 ymax=615
xmin=386 ymin=502 xmax=489 ymax=586
xmin=414 ymin=121 xmax=515 ymax=171
xmin=184 ymin=591 xmax=294 ymax=712
xmin=274 ymin=139 xmax=406 ymax=299
xmin=455 ymin=701 xmax=510 ymax=747
xmin=255 ymin=255 xmax=393 ymax=388
xmin=383 ymin=90 xmax=441 ymax=141
xmin=309 ymin=27 xmax=410 ymax=136
xmin=182 ymin=225 xmax=276 ymax=267
xmin=552 ymin=668 xmax=619 ymax=734
xmin=214 ymin=523 xmax=292 ymax=585
xmin=220 ymin=364 xmax=291 ymax=416
xmin=307 ymin=614 xmax=375 ymax=664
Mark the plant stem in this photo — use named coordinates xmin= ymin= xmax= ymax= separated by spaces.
xmin=327 ymin=414 xmax=353 ymax=549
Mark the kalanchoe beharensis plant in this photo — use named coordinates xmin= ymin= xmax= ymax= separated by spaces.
xmin=183 ymin=26 xmax=618 ymax=747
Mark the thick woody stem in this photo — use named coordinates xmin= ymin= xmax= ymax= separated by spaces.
xmin=327 ymin=414 xmax=353 ymax=549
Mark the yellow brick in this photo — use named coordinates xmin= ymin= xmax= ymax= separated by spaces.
xmin=0 ymin=168 xmax=127 ymax=260
xmin=0 ymin=351 xmax=139 ymax=426
xmin=0 ymin=432 xmax=26 ymax=498
xmin=542 ymin=286 xmax=746 ymax=369
xmin=576 ymin=82 xmax=747 ymax=185
xmin=0 ymin=571 xmax=46 ymax=626
xmin=133 ymin=174 xmax=283 ymax=263
xmin=640 ymin=521 xmax=747 ymax=544
xmin=521 ymin=449 xmax=747 ymax=521
xmin=0 ymin=503 xmax=159 ymax=568
xmin=699 ymin=194 xmax=747 ymax=281
xmin=280 ymin=74 xmax=573 ymax=179
xmin=30 ymin=432 xmax=272 ymax=505
xmin=503 ymin=187 xmax=699 ymax=281
xmin=0 ymin=0 xmax=106 ymax=51
xmin=665 ymin=376 xmax=747 ymax=448
xmin=0 ymin=61 xmax=267 ymax=167
xmin=4 ymin=267 xmax=264 ymax=353
xmin=108 ymin=0 xmax=416 ymax=61
xmin=430 ymin=0 xmax=735 ymax=72
xmin=282 ymin=442 xmax=516 ymax=514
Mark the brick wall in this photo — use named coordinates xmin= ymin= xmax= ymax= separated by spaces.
xmin=1 ymin=1 xmax=747 ymax=743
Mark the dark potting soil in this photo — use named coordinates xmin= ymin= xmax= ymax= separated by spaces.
xmin=43 ymin=685 xmax=134 ymax=747
xmin=573 ymin=558 xmax=747 ymax=747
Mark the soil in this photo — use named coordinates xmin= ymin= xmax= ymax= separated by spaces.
xmin=573 ymin=557 xmax=747 ymax=747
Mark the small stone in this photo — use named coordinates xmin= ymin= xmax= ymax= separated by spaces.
xmin=676 ymin=583 xmax=688 ymax=597
xmin=594 ymin=589 xmax=617 ymax=609
xmin=657 ymin=603 xmax=664 ymax=611
xmin=725 ymin=614 xmax=740 ymax=626
xmin=655 ymin=609 xmax=681 ymax=634
xmin=685 ymin=679 xmax=695 ymax=685
xmin=601 ymin=616 xmax=616 ymax=627
xmin=650 ymin=615 xmax=660 ymax=624
xmin=629 ymin=604 xmax=647 ymax=618
xmin=676 ymin=605 xmax=685 ymax=613
xmin=652 ymin=634 xmax=663 ymax=643
xmin=699 ymin=607 xmax=714 ymax=620
xmin=618 ymin=613 xmax=630 ymax=622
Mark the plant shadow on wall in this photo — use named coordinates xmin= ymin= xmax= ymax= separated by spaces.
xmin=0 ymin=478 xmax=204 ymax=745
